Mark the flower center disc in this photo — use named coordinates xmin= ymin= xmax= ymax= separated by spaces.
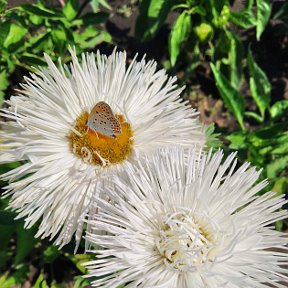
xmin=156 ymin=212 xmax=216 ymax=272
xmin=67 ymin=111 xmax=133 ymax=166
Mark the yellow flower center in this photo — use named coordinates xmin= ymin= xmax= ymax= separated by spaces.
xmin=67 ymin=111 xmax=133 ymax=166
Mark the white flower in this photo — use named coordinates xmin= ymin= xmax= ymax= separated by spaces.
xmin=0 ymin=49 xmax=205 ymax=249
xmin=84 ymin=148 xmax=288 ymax=287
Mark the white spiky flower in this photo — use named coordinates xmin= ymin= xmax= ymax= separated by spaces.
xmin=0 ymin=49 xmax=205 ymax=249
xmin=84 ymin=148 xmax=288 ymax=287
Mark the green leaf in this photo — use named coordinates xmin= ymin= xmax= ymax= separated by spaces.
xmin=51 ymin=26 xmax=67 ymax=53
xmin=205 ymin=123 xmax=221 ymax=149
xmin=193 ymin=22 xmax=213 ymax=42
xmin=272 ymin=142 xmax=288 ymax=155
xmin=226 ymin=132 xmax=247 ymax=150
xmin=43 ymin=245 xmax=60 ymax=263
xmin=208 ymin=0 xmax=225 ymax=19
xmin=0 ymin=0 xmax=7 ymax=13
xmin=0 ymin=266 xmax=29 ymax=287
xmin=34 ymin=272 xmax=49 ymax=288
xmin=256 ymin=0 xmax=271 ymax=40
xmin=270 ymin=100 xmax=288 ymax=120
xmin=0 ymin=211 xmax=22 ymax=226
xmin=29 ymin=14 xmax=43 ymax=25
xmin=27 ymin=32 xmax=52 ymax=54
xmin=267 ymin=155 xmax=288 ymax=178
xmin=0 ymin=225 xmax=14 ymax=268
xmin=73 ymin=27 xmax=112 ymax=49
xmin=244 ymin=111 xmax=263 ymax=123
xmin=66 ymin=254 xmax=91 ymax=274
xmin=0 ymin=21 xmax=10 ymax=46
xmin=0 ymin=70 xmax=8 ymax=104
xmin=80 ymin=12 xmax=109 ymax=26
xmin=211 ymin=63 xmax=245 ymax=130
xmin=3 ymin=23 xmax=27 ymax=49
xmin=136 ymin=0 xmax=175 ymax=41
xmin=89 ymin=0 xmax=111 ymax=12
xmin=273 ymin=2 xmax=288 ymax=20
xmin=21 ymin=4 xmax=61 ymax=18
xmin=21 ymin=54 xmax=47 ymax=67
xmin=272 ymin=177 xmax=288 ymax=196
xmin=63 ymin=0 xmax=79 ymax=20
xmin=247 ymin=49 xmax=271 ymax=117
xmin=230 ymin=9 xmax=256 ymax=28
xmin=14 ymin=225 xmax=38 ymax=265
xmin=73 ymin=276 xmax=91 ymax=288
xmin=227 ymin=32 xmax=244 ymax=90
xmin=169 ymin=11 xmax=191 ymax=66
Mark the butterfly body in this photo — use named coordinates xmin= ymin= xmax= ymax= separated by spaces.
xmin=87 ymin=101 xmax=121 ymax=139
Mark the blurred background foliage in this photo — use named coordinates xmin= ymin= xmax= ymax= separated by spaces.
xmin=0 ymin=0 xmax=287 ymax=286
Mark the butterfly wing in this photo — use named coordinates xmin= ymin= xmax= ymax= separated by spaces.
xmin=87 ymin=102 xmax=122 ymax=138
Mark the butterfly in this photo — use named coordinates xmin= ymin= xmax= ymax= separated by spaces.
xmin=87 ymin=101 xmax=122 ymax=139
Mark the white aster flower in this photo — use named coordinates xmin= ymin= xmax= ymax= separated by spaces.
xmin=84 ymin=148 xmax=288 ymax=288
xmin=0 ymin=49 xmax=205 ymax=249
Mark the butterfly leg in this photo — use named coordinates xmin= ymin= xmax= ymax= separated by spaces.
xmin=84 ymin=126 xmax=99 ymax=139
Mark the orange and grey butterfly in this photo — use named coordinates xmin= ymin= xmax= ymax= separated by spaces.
xmin=87 ymin=101 xmax=122 ymax=138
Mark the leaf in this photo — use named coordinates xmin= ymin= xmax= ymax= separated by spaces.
xmin=89 ymin=0 xmax=111 ymax=12
xmin=273 ymin=2 xmax=288 ymax=20
xmin=270 ymin=100 xmax=288 ymax=120
xmin=169 ymin=11 xmax=191 ymax=66
xmin=29 ymin=14 xmax=43 ymax=25
xmin=226 ymin=132 xmax=247 ymax=150
xmin=80 ymin=12 xmax=109 ymax=26
xmin=27 ymin=32 xmax=52 ymax=54
xmin=230 ymin=9 xmax=256 ymax=28
xmin=0 ymin=21 xmax=10 ymax=47
xmin=73 ymin=276 xmax=91 ymax=288
xmin=136 ymin=0 xmax=175 ymax=41
xmin=256 ymin=0 xmax=271 ymax=40
xmin=272 ymin=142 xmax=288 ymax=155
xmin=193 ymin=22 xmax=213 ymax=42
xmin=43 ymin=245 xmax=60 ymax=263
xmin=66 ymin=254 xmax=91 ymax=274
xmin=0 ymin=266 xmax=29 ymax=287
xmin=21 ymin=54 xmax=48 ymax=66
xmin=267 ymin=155 xmax=288 ymax=178
xmin=14 ymin=225 xmax=38 ymax=265
xmin=63 ymin=0 xmax=79 ymax=20
xmin=0 ymin=70 xmax=8 ymax=104
xmin=21 ymin=4 xmax=61 ymax=18
xmin=244 ymin=111 xmax=263 ymax=123
xmin=3 ymin=23 xmax=27 ymax=49
xmin=73 ymin=27 xmax=112 ymax=49
xmin=0 ymin=211 xmax=22 ymax=226
xmin=0 ymin=0 xmax=7 ymax=13
xmin=34 ymin=272 xmax=49 ymax=288
xmin=208 ymin=0 xmax=225 ymax=19
xmin=272 ymin=177 xmax=288 ymax=196
xmin=227 ymin=32 xmax=244 ymax=90
xmin=211 ymin=63 xmax=245 ymax=130
xmin=0 ymin=225 xmax=14 ymax=268
xmin=247 ymin=49 xmax=271 ymax=117
xmin=205 ymin=123 xmax=221 ymax=149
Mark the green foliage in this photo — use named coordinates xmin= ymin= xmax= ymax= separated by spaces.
xmin=136 ymin=0 xmax=271 ymax=67
xmin=0 ymin=0 xmax=111 ymax=103
xmin=0 ymin=0 xmax=287 ymax=286
xmin=211 ymin=63 xmax=245 ymax=130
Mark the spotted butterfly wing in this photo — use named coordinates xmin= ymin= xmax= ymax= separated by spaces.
xmin=87 ymin=101 xmax=121 ymax=138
